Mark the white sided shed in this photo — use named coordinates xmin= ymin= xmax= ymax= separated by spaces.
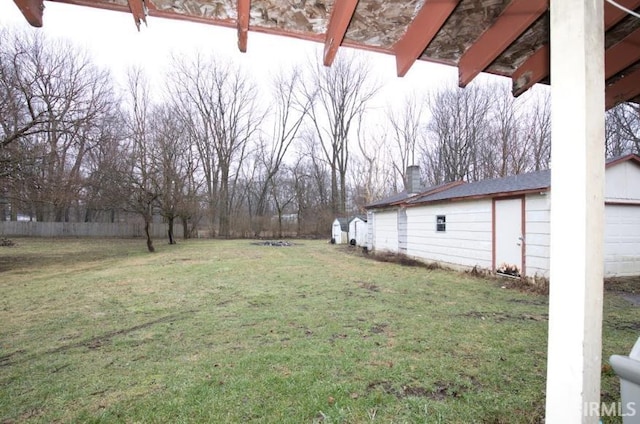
xmin=348 ymin=216 xmax=367 ymax=247
xmin=365 ymin=154 xmax=640 ymax=279
xmin=331 ymin=218 xmax=348 ymax=244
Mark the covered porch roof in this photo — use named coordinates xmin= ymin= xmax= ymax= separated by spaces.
xmin=12 ymin=0 xmax=640 ymax=108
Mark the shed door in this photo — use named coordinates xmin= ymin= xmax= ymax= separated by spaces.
xmin=494 ymin=198 xmax=523 ymax=276
xmin=332 ymin=223 xmax=342 ymax=242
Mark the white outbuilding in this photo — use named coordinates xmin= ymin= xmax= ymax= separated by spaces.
xmin=347 ymin=215 xmax=367 ymax=246
xmin=365 ymin=154 xmax=640 ymax=278
xmin=331 ymin=217 xmax=348 ymax=244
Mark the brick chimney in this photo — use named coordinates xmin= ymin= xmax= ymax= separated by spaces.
xmin=406 ymin=165 xmax=422 ymax=195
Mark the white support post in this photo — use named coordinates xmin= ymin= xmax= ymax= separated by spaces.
xmin=546 ymin=0 xmax=605 ymax=423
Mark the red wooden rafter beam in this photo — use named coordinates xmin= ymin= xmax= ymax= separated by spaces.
xmin=237 ymin=0 xmax=250 ymax=53
xmin=393 ymin=0 xmax=460 ymax=77
xmin=512 ymin=0 xmax=640 ymax=96
xmin=603 ymin=0 xmax=640 ymax=28
xmin=323 ymin=0 xmax=359 ymax=66
xmin=511 ymin=45 xmax=548 ymax=97
xmin=458 ymin=0 xmax=548 ymax=88
xmin=606 ymin=67 xmax=640 ymax=109
xmin=605 ymin=27 xmax=640 ymax=79
xmin=127 ymin=0 xmax=147 ymax=30
xmin=13 ymin=0 xmax=44 ymax=27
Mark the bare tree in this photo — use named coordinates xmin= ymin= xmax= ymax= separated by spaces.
xmin=251 ymin=66 xmax=311 ymax=234
xmin=148 ymin=104 xmax=202 ymax=244
xmin=480 ymin=82 xmax=532 ymax=179
xmin=167 ymin=53 xmax=261 ymax=237
xmin=270 ymin=165 xmax=297 ymax=238
xmin=304 ymin=51 xmax=379 ymax=215
xmin=123 ymin=67 xmax=158 ymax=252
xmin=350 ymin=116 xmax=396 ymax=211
xmin=82 ymin=109 xmax=128 ymax=223
xmin=0 ymin=29 xmax=49 ymax=152
xmin=387 ymin=94 xmax=425 ymax=186
xmin=421 ymin=82 xmax=493 ymax=184
xmin=292 ymin=131 xmax=332 ymax=235
xmin=606 ymin=103 xmax=640 ymax=157
xmin=523 ymin=89 xmax=551 ymax=171
xmin=420 ymin=81 xmax=551 ymax=184
xmin=0 ymin=28 xmax=118 ymax=222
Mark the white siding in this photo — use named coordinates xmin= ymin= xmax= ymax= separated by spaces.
xmin=372 ymin=210 xmax=399 ymax=253
xmin=523 ymin=192 xmax=640 ymax=278
xmin=398 ymin=208 xmax=408 ymax=253
xmin=348 ymin=218 xmax=367 ymax=246
xmin=366 ymin=159 xmax=640 ymax=277
xmin=603 ymin=162 xmax=640 ymax=276
xmin=604 ymin=204 xmax=640 ymax=276
xmin=605 ymin=161 xmax=640 ymax=202
xmin=524 ymin=193 xmax=551 ymax=278
xmin=406 ymin=200 xmax=493 ymax=270
xmin=331 ymin=220 xmax=345 ymax=244
xmin=366 ymin=211 xmax=374 ymax=250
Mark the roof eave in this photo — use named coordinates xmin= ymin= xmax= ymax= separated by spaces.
xmin=406 ymin=186 xmax=551 ymax=207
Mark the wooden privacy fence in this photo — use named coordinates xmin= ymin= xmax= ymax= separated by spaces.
xmin=0 ymin=222 xmax=169 ymax=238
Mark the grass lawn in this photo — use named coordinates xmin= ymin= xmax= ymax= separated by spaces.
xmin=0 ymin=238 xmax=638 ymax=423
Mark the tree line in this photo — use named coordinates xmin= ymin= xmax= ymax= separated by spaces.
xmin=1 ymin=28 xmax=638 ymax=250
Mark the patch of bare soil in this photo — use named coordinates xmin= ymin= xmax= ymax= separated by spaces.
xmin=610 ymin=320 xmax=640 ymax=331
xmin=605 ymin=276 xmax=640 ymax=307
xmin=357 ymin=250 xmax=441 ymax=269
xmin=357 ymin=281 xmax=380 ymax=292
xmin=605 ymin=276 xmax=640 ymax=294
xmin=252 ymin=240 xmax=294 ymax=247
xmin=366 ymin=380 xmax=464 ymax=400
xmin=495 ymin=274 xmax=549 ymax=296
xmin=0 ymin=238 xmax=15 ymax=247
xmin=461 ymin=311 xmax=548 ymax=323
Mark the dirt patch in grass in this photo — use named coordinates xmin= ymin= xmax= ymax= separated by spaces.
xmin=354 ymin=249 xmax=441 ymax=269
xmin=494 ymin=275 xmax=549 ymax=296
xmin=461 ymin=311 xmax=548 ymax=323
xmin=604 ymin=276 xmax=640 ymax=307
xmin=605 ymin=276 xmax=640 ymax=294
xmin=0 ymin=238 xmax=16 ymax=247
xmin=369 ymin=323 xmax=388 ymax=334
xmin=366 ymin=380 xmax=464 ymax=400
xmin=251 ymin=240 xmax=294 ymax=247
xmin=357 ymin=281 xmax=380 ymax=292
xmin=610 ymin=320 xmax=640 ymax=331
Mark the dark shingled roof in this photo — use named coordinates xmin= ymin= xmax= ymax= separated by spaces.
xmin=334 ymin=217 xmax=349 ymax=231
xmin=365 ymin=181 xmax=462 ymax=209
xmin=349 ymin=215 xmax=367 ymax=223
xmin=365 ymin=190 xmax=412 ymax=209
xmin=408 ymin=170 xmax=551 ymax=204
xmin=366 ymin=154 xmax=640 ymax=208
